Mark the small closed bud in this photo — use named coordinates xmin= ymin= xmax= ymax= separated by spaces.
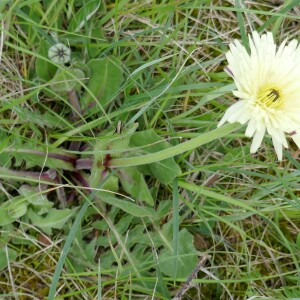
xmin=48 ymin=43 xmax=71 ymax=64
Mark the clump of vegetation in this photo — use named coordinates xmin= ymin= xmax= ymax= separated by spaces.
xmin=0 ymin=0 xmax=299 ymax=299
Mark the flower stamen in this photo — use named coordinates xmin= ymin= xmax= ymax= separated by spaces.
xmin=267 ymin=89 xmax=280 ymax=102
xmin=257 ymin=86 xmax=282 ymax=108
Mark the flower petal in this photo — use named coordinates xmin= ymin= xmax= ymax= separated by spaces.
xmin=218 ymin=101 xmax=246 ymax=127
xmin=250 ymin=127 xmax=266 ymax=153
xmin=272 ymin=137 xmax=283 ymax=161
xmin=291 ymin=132 xmax=300 ymax=148
xmin=245 ymin=119 xmax=257 ymax=138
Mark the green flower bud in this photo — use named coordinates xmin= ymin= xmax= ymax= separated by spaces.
xmin=48 ymin=43 xmax=71 ymax=64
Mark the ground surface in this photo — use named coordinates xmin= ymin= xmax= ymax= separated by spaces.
xmin=0 ymin=0 xmax=299 ymax=299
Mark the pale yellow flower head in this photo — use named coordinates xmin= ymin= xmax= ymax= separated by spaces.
xmin=218 ymin=31 xmax=300 ymax=160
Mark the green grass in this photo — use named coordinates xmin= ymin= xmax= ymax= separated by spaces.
xmin=0 ymin=0 xmax=300 ymax=299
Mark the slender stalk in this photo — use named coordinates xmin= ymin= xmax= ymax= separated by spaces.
xmin=3 ymin=148 xmax=77 ymax=165
xmin=0 ymin=167 xmax=57 ymax=182
xmin=76 ymin=158 xmax=93 ymax=170
xmin=110 ymin=123 xmax=243 ymax=167
xmin=173 ymin=255 xmax=209 ymax=300
xmin=68 ymin=89 xmax=83 ymax=151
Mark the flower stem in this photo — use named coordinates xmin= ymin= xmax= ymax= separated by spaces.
xmin=110 ymin=123 xmax=243 ymax=167
xmin=68 ymin=89 xmax=83 ymax=151
xmin=0 ymin=167 xmax=56 ymax=182
xmin=76 ymin=158 xmax=93 ymax=170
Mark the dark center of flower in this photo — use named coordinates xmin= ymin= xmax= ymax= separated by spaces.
xmin=257 ymin=86 xmax=283 ymax=108
xmin=267 ymin=89 xmax=280 ymax=102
